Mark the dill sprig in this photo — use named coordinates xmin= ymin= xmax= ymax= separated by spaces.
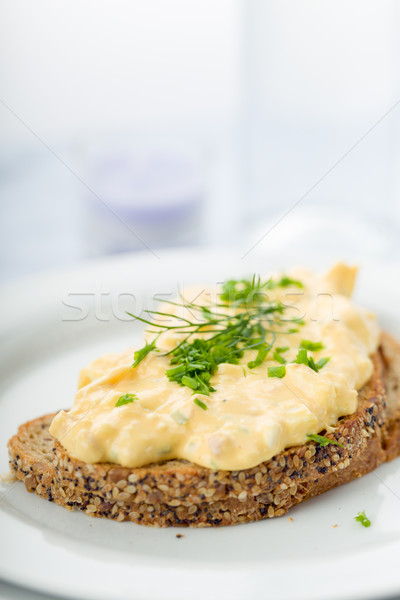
xmin=127 ymin=274 xmax=306 ymax=394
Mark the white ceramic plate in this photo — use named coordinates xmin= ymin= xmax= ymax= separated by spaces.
xmin=1 ymin=248 xmax=400 ymax=600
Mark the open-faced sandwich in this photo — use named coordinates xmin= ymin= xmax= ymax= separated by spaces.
xmin=7 ymin=263 xmax=400 ymax=527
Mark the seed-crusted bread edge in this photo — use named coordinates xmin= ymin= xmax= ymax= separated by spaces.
xmin=7 ymin=332 xmax=400 ymax=527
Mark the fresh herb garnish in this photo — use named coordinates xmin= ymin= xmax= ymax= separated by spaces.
xmin=115 ymin=393 xmax=138 ymax=407
xmin=220 ymin=275 xmax=271 ymax=306
xmin=194 ymin=398 xmax=208 ymax=410
xmin=306 ymin=433 xmax=344 ymax=448
xmin=247 ymin=343 xmax=271 ymax=369
xmin=220 ymin=274 xmax=303 ymax=306
xmin=354 ymin=510 xmax=371 ymax=528
xmin=268 ymin=365 xmax=286 ymax=378
xmin=316 ymin=357 xmax=330 ymax=369
xmin=295 ymin=348 xmax=309 ymax=366
xmin=181 ymin=375 xmax=200 ymax=390
xmin=129 ymin=275 xmax=305 ymax=394
xmin=273 ymin=350 xmax=287 ymax=364
xmin=294 ymin=349 xmax=330 ymax=373
xmin=132 ymin=338 xmax=157 ymax=368
xmin=166 ymin=339 xmax=217 ymax=395
xmin=300 ymin=340 xmax=324 ymax=351
xmin=276 ymin=276 xmax=304 ymax=289
xmin=307 ymin=356 xmax=319 ymax=373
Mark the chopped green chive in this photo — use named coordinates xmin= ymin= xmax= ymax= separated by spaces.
xmin=194 ymin=398 xmax=208 ymax=411
xmin=132 ymin=339 xmax=157 ymax=368
xmin=277 ymin=276 xmax=304 ymax=289
xmin=128 ymin=274 xmax=306 ymax=395
xmin=354 ymin=510 xmax=371 ymax=528
xmin=248 ymin=344 xmax=270 ymax=369
xmin=317 ymin=357 xmax=331 ymax=369
xmin=268 ymin=365 xmax=286 ymax=378
xmin=115 ymin=393 xmax=138 ymax=407
xmin=295 ymin=348 xmax=309 ymax=366
xmin=181 ymin=375 xmax=199 ymax=390
xmin=166 ymin=364 xmax=187 ymax=378
xmin=295 ymin=349 xmax=330 ymax=373
xmin=306 ymin=434 xmax=344 ymax=448
xmin=307 ymin=356 xmax=319 ymax=373
xmin=273 ymin=351 xmax=287 ymax=364
xmin=220 ymin=274 xmax=303 ymax=305
xmin=300 ymin=340 xmax=324 ymax=351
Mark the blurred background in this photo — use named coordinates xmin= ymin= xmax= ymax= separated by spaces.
xmin=1 ymin=0 xmax=399 ymax=284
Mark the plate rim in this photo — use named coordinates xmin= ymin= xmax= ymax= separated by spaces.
xmin=1 ymin=248 xmax=400 ymax=600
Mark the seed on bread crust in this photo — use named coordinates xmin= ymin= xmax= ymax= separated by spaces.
xmin=5 ymin=332 xmax=400 ymax=527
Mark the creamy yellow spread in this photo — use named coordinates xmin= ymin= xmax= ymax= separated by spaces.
xmin=50 ymin=263 xmax=380 ymax=471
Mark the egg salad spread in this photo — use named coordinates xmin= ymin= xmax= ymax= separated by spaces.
xmin=50 ymin=263 xmax=379 ymax=471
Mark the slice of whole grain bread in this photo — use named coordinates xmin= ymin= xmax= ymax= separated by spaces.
xmin=7 ymin=332 xmax=400 ymax=527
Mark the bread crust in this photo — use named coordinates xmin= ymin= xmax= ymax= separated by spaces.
xmin=7 ymin=333 xmax=400 ymax=527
